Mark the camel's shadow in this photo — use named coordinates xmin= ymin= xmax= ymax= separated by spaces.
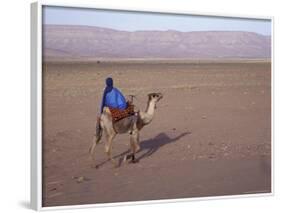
xmin=95 ymin=131 xmax=191 ymax=168
xmin=135 ymin=131 xmax=191 ymax=161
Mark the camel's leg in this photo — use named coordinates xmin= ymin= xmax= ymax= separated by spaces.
xmin=89 ymin=135 xmax=102 ymax=168
xmin=128 ymin=130 xmax=140 ymax=163
xmin=89 ymin=135 xmax=97 ymax=157
xmin=104 ymin=132 xmax=117 ymax=167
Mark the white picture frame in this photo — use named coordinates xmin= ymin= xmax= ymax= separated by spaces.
xmin=31 ymin=1 xmax=274 ymax=210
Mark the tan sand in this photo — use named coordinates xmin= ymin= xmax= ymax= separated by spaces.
xmin=42 ymin=60 xmax=271 ymax=207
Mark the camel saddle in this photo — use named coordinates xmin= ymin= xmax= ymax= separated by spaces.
xmin=108 ymin=102 xmax=135 ymax=122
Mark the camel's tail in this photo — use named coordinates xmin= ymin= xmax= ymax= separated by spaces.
xmin=95 ymin=121 xmax=103 ymax=144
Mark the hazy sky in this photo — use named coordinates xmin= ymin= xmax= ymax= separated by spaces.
xmin=43 ymin=6 xmax=271 ymax=35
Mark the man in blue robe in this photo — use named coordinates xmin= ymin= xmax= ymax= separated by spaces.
xmin=96 ymin=77 xmax=127 ymax=139
xmin=100 ymin=77 xmax=127 ymax=113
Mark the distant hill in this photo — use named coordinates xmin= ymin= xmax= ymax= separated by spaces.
xmin=43 ymin=25 xmax=271 ymax=60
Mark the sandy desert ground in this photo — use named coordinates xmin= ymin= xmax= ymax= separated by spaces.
xmin=42 ymin=60 xmax=271 ymax=207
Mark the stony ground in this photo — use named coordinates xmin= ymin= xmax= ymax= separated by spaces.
xmin=42 ymin=60 xmax=271 ymax=207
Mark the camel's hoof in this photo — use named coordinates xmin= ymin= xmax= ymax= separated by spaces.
xmin=112 ymin=163 xmax=119 ymax=169
xmin=130 ymin=159 xmax=139 ymax=164
xmin=91 ymin=164 xmax=99 ymax=169
xmin=110 ymin=160 xmax=119 ymax=168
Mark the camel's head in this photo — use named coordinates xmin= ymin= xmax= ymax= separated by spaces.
xmin=148 ymin=92 xmax=163 ymax=105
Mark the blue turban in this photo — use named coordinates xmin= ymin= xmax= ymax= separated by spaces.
xmin=106 ymin=77 xmax=113 ymax=88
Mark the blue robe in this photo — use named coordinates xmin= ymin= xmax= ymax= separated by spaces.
xmin=100 ymin=87 xmax=127 ymax=113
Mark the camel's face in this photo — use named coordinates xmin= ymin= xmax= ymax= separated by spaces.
xmin=148 ymin=92 xmax=163 ymax=103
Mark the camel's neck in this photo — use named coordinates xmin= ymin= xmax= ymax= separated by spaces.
xmin=138 ymin=99 xmax=156 ymax=127
xmin=145 ymin=99 xmax=156 ymax=116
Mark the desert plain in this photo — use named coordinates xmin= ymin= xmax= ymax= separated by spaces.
xmin=42 ymin=59 xmax=271 ymax=207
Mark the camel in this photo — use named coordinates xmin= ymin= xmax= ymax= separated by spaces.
xmin=89 ymin=92 xmax=163 ymax=168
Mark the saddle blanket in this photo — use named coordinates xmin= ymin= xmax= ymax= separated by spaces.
xmin=109 ymin=102 xmax=135 ymax=122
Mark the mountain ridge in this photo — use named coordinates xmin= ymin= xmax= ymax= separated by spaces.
xmin=43 ymin=24 xmax=271 ymax=59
